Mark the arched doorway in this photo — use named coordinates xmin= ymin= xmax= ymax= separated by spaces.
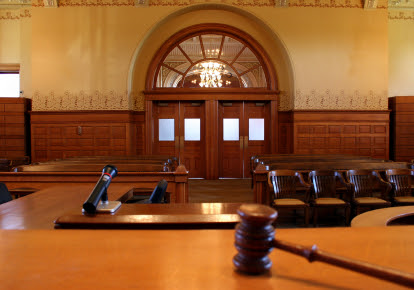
xmin=144 ymin=24 xmax=279 ymax=179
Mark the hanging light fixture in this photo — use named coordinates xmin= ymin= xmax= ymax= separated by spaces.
xmin=193 ymin=62 xmax=231 ymax=88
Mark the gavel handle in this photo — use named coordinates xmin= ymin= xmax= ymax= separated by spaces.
xmin=273 ymin=239 xmax=414 ymax=288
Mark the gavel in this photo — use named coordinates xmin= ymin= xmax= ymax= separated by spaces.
xmin=233 ymin=204 xmax=414 ymax=288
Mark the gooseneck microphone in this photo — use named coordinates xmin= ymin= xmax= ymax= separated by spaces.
xmin=83 ymin=165 xmax=118 ymax=214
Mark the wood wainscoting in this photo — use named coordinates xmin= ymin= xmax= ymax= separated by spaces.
xmin=30 ymin=111 xmax=145 ymax=162
xmin=389 ymin=96 xmax=414 ymax=162
xmin=279 ymin=110 xmax=390 ymax=159
xmin=29 ymin=109 xmax=390 ymax=163
xmin=278 ymin=111 xmax=293 ymax=154
xmin=0 ymin=98 xmax=31 ymax=158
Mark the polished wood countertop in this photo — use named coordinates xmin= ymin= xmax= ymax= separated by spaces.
xmin=1 ymin=226 xmax=414 ymax=289
xmin=0 ymin=184 xmax=131 ymax=229
xmin=0 ymin=184 xmax=242 ymax=229
xmin=55 ymin=202 xmax=242 ymax=229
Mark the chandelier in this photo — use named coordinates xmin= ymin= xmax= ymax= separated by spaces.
xmin=192 ymin=62 xmax=231 ymax=88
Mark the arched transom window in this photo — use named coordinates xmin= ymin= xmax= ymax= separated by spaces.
xmin=156 ymin=33 xmax=267 ymax=88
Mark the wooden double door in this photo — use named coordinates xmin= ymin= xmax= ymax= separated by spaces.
xmin=151 ymin=100 xmax=271 ymax=179
xmin=153 ymin=101 xmax=205 ymax=178
xmin=218 ymin=101 xmax=270 ymax=178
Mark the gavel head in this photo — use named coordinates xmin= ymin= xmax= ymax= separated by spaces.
xmin=233 ymin=204 xmax=278 ymax=274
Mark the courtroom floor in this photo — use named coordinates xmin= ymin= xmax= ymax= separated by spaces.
xmin=188 ymin=178 xmax=253 ymax=203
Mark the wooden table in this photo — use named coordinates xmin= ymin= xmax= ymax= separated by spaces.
xmin=1 ymin=227 xmax=414 ymax=289
xmin=351 ymin=206 xmax=414 ymax=227
xmin=0 ymin=184 xmax=242 ymax=229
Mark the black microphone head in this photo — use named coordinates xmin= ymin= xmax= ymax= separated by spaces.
xmin=83 ymin=202 xmax=97 ymax=214
xmin=102 ymin=164 xmax=118 ymax=179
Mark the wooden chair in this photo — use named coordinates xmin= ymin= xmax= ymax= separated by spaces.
xmin=126 ymin=179 xmax=169 ymax=204
xmin=268 ymin=170 xmax=311 ymax=227
xmin=385 ymin=169 xmax=414 ymax=206
xmin=308 ymin=170 xmax=350 ymax=227
xmin=345 ymin=170 xmax=391 ymax=216
xmin=146 ymin=179 xmax=168 ymax=204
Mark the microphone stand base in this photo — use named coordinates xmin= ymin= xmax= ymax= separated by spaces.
xmin=97 ymin=201 xmax=121 ymax=213
xmin=82 ymin=201 xmax=122 ymax=213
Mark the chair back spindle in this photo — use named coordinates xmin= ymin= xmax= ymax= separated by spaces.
xmin=309 ymin=171 xmax=337 ymax=199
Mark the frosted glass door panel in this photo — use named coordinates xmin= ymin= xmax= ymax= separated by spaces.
xmin=159 ymin=119 xmax=175 ymax=141
xmin=223 ymin=118 xmax=239 ymax=141
xmin=249 ymin=118 xmax=264 ymax=141
xmin=185 ymin=118 xmax=200 ymax=141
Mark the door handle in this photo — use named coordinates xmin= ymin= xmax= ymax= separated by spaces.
xmin=240 ymin=136 xmax=243 ymax=150
xmin=244 ymin=136 xmax=249 ymax=149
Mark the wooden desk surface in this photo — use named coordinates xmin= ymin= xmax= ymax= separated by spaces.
xmin=1 ymin=227 xmax=414 ymax=289
xmin=55 ymin=202 xmax=242 ymax=229
xmin=0 ymin=184 xmax=242 ymax=229
xmin=0 ymin=184 xmax=131 ymax=229
xmin=351 ymin=206 xmax=414 ymax=227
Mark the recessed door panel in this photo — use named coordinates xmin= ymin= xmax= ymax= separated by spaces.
xmin=180 ymin=102 xmax=205 ymax=178
xmin=153 ymin=102 xmax=179 ymax=157
xmin=243 ymin=102 xmax=269 ymax=177
xmin=219 ymin=102 xmax=244 ymax=178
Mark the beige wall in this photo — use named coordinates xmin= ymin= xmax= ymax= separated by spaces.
xmin=389 ymin=9 xmax=414 ymax=98
xmin=0 ymin=13 xmax=20 ymax=62
xmin=268 ymin=8 xmax=388 ymax=110
xmin=0 ymin=1 xmax=406 ymax=111
xmin=0 ymin=9 xmax=31 ymax=96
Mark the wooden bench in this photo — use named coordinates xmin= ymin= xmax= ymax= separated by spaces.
xmin=250 ymin=154 xmax=382 ymax=174
xmin=0 ymin=156 xmax=30 ymax=172
xmin=54 ymin=155 xmax=178 ymax=168
xmin=0 ymin=159 xmax=8 ymax=172
xmin=262 ymin=161 xmax=408 ymax=171
xmin=13 ymin=163 xmax=171 ymax=172
xmin=36 ymin=155 xmax=178 ymax=170
xmin=0 ymin=157 xmax=189 ymax=203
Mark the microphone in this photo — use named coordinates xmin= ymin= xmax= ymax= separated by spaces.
xmin=83 ymin=164 xmax=118 ymax=214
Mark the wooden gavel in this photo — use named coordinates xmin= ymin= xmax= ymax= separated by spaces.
xmin=233 ymin=204 xmax=414 ymax=288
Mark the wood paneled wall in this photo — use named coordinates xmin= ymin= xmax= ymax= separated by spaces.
xmin=0 ymin=98 xmax=31 ymax=158
xmin=389 ymin=96 xmax=414 ymax=162
xmin=30 ymin=111 xmax=144 ymax=162
xmin=278 ymin=111 xmax=293 ymax=154
xmin=291 ymin=110 xmax=390 ymax=159
xmin=28 ymin=109 xmax=391 ymax=163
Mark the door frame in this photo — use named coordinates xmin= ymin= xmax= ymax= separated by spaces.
xmin=144 ymin=91 xmax=278 ymax=179
xmin=143 ymin=24 xmax=280 ymax=179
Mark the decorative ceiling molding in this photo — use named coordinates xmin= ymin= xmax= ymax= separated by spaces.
xmin=135 ymin=0 xmax=148 ymax=6
xmin=389 ymin=9 xmax=414 ymax=19
xmin=0 ymin=0 xmax=388 ymax=8
xmin=274 ymin=0 xmax=288 ymax=7
xmin=0 ymin=8 xmax=30 ymax=18
xmin=0 ymin=0 xmax=30 ymax=9
xmin=364 ymin=0 xmax=378 ymax=9
xmin=389 ymin=0 xmax=414 ymax=9
xmin=43 ymin=0 xmax=58 ymax=7
xmin=4 ymin=0 xmax=413 ymax=10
